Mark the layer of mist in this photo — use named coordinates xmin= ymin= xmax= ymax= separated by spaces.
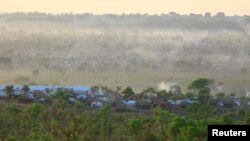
xmin=0 ymin=12 xmax=250 ymax=95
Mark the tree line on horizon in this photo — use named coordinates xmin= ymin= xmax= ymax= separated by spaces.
xmin=0 ymin=12 xmax=249 ymax=30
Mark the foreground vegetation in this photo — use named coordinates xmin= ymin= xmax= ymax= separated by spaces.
xmin=0 ymin=102 xmax=250 ymax=141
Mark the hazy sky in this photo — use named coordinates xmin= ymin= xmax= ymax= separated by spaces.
xmin=0 ymin=0 xmax=249 ymax=15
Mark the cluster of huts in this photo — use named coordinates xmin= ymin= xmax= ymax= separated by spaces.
xmin=1 ymin=84 xmax=250 ymax=111
xmin=0 ymin=85 xmax=90 ymax=104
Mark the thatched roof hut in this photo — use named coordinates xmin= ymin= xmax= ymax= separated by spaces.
xmin=112 ymin=100 xmax=137 ymax=113
xmin=221 ymin=96 xmax=233 ymax=108
xmin=136 ymin=99 xmax=153 ymax=110
xmin=33 ymin=91 xmax=53 ymax=104
xmin=17 ymin=94 xmax=34 ymax=103
xmin=209 ymin=96 xmax=233 ymax=108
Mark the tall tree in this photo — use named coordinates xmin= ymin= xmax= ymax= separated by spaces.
xmin=22 ymin=85 xmax=30 ymax=94
xmin=122 ymin=87 xmax=135 ymax=98
xmin=4 ymin=85 xmax=14 ymax=98
xmin=188 ymin=78 xmax=209 ymax=91
xmin=197 ymin=87 xmax=211 ymax=104
xmin=189 ymin=78 xmax=211 ymax=104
